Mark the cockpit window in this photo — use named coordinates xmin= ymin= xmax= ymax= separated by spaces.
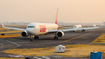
xmin=27 ymin=26 xmax=35 ymax=28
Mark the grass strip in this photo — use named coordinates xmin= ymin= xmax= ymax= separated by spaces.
xmin=0 ymin=31 xmax=22 ymax=34
xmin=0 ymin=34 xmax=21 ymax=38
xmin=91 ymin=33 xmax=105 ymax=43
xmin=3 ymin=44 xmax=105 ymax=57
xmin=0 ymin=57 xmax=24 ymax=59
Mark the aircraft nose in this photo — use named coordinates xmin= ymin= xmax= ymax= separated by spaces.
xmin=26 ymin=28 xmax=34 ymax=34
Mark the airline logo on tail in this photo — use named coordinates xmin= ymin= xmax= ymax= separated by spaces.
xmin=55 ymin=8 xmax=58 ymax=24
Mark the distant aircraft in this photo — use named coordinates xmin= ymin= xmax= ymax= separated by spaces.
xmin=2 ymin=8 xmax=99 ymax=41
xmin=92 ymin=24 xmax=96 ymax=27
xmin=72 ymin=24 xmax=84 ymax=32
xmin=103 ymin=21 xmax=105 ymax=25
xmin=72 ymin=19 xmax=83 ymax=32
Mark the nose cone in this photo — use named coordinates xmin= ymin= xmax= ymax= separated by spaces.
xmin=26 ymin=28 xmax=35 ymax=35
xmin=26 ymin=23 xmax=36 ymax=35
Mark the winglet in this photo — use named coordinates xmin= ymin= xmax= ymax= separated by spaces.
xmin=2 ymin=21 xmax=4 ymax=27
xmin=55 ymin=8 xmax=58 ymax=24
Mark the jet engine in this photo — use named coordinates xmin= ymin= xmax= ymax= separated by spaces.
xmin=21 ymin=31 xmax=28 ymax=37
xmin=56 ymin=31 xmax=64 ymax=37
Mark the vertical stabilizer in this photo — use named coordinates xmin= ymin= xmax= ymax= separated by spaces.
xmin=2 ymin=21 xmax=4 ymax=27
xmin=55 ymin=8 xmax=58 ymax=24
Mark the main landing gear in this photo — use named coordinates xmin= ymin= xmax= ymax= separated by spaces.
xmin=54 ymin=33 xmax=58 ymax=39
xmin=30 ymin=39 xmax=34 ymax=42
xmin=54 ymin=36 xmax=58 ymax=39
xmin=34 ymin=36 xmax=39 ymax=39
xmin=81 ymin=29 xmax=85 ymax=32
xmin=30 ymin=36 xmax=39 ymax=42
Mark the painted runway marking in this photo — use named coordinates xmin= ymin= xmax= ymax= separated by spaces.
xmin=6 ymin=40 xmax=20 ymax=47
xmin=0 ymin=43 xmax=3 ymax=48
xmin=1 ymin=40 xmax=20 ymax=52
xmin=62 ymin=33 xmax=90 ymax=43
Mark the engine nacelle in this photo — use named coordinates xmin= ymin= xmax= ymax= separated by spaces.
xmin=21 ymin=31 xmax=28 ymax=37
xmin=56 ymin=31 xmax=64 ymax=37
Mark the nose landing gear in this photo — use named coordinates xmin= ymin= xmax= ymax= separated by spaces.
xmin=30 ymin=36 xmax=39 ymax=42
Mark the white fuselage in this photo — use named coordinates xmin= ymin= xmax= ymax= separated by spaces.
xmin=92 ymin=24 xmax=96 ymax=27
xmin=73 ymin=25 xmax=82 ymax=28
xmin=26 ymin=23 xmax=58 ymax=36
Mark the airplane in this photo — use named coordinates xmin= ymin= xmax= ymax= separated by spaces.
xmin=2 ymin=8 xmax=99 ymax=41
xmin=73 ymin=25 xmax=82 ymax=28
xmin=61 ymin=24 xmax=83 ymax=32
xmin=92 ymin=24 xmax=96 ymax=27
xmin=72 ymin=24 xmax=84 ymax=32
xmin=73 ymin=19 xmax=83 ymax=32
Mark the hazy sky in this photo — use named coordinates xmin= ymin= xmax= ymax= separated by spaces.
xmin=0 ymin=0 xmax=105 ymax=23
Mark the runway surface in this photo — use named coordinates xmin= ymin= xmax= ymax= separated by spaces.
xmin=0 ymin=27 xmax=105 ymax=59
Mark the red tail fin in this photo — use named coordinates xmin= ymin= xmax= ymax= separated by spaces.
xmin=55 ymin=8 xmax=58 ymax=24
xmin=2 ymin=21 xmax=4 ymax=27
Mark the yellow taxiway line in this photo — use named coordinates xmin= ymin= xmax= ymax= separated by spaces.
xmin=62 ymin=33 xmax=90 ymax=43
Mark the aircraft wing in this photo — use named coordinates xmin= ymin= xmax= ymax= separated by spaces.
xmin=59 ymin=26 xmax=72 ymax=29
xmin=2 ymin=21 xmax=26 ymax=31
xmin=47 ymin=27 xmax=99 ymax=33
xmin=3 ymin=27 xmax=26 ymax=31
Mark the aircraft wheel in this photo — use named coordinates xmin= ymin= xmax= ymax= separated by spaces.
xmin=82 ymin=29 xmax=85 ymax=32
xmin=34 ymin=36 xmax=39 ymax=39
xmin=81 ymin=31 xmax=83 ymax=32
xmin=30 ymin=39 xmax=34 ymax=42
xmin=73 ymin=31 xmax=75 ymax=32
xmin=54 ymin=37 xmax=58 ymax=39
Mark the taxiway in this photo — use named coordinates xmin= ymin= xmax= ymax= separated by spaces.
xmin=0 ymin=27 xmax=105 ymax=59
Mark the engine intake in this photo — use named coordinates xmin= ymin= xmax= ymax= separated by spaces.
xmin=21 ymin=31 xmax=28 ymax=37
xmin=56 ymin=31 xmax=64 ymax=37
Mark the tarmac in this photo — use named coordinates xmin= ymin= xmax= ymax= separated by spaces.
xmin=0 ymin=27 xmax=105 ymax=59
